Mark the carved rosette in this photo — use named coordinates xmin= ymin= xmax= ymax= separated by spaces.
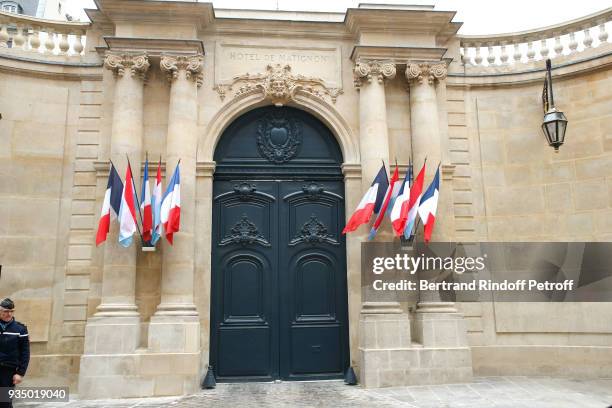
xmin=104 ymin=52 xmax=150 ymax=80
xmin=353 ymin=60 xmax=396 ymax=88
xmin=160 ymin=54 xmax=204 ymax=87
xmin=214 ymin=63 xmax=343 ymax=106
xmin=405 ymin=62 xmax=448 ymax=85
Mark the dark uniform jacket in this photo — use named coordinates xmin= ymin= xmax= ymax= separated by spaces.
xmin=0 ymin=319 xmax=30 ymax=376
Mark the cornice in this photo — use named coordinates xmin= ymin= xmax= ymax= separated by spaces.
xmin=0 ymin=53 xmax=102 ymax=80
xmin=447 ymin=50 xmax=612 ymax=88
xmin=345 ymin=8 xmax=461 ymax=43
xmin=90 ymin=0 xmax=214 ymax=28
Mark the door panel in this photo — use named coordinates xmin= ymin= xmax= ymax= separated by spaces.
xmin=279 ymin=181 xmax=348 ymax=380
xmin=211 ymin=181 xmax=278 ymax=381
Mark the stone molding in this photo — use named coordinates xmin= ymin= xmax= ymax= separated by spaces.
xmin=214 ymin=63 xmax=343 ymax=106
xmin=160 ymin=54 xmax=204 ymax=87
xmin=103 ymin=52 xmax=150 ymax=80
xmin=405 ymin=62 xmax=448 ymax=85
xmin=353 ymin=60 xmax=396 ymax=88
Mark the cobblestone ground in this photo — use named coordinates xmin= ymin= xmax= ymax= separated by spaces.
xmin=14 ymin=377 xmax=612 ymax=408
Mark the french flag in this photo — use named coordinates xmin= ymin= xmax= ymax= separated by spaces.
xmin=118 ymin=162 xmax=139 ymax=248
xmin=342 ymin=164 xmax=388 ymax=234
xmin=391 ymin=161 xmax=426 ymax=237
xmin=161 ymin=162 xmax=181 ymax=245
xmin=150 ymin=158 xmax=163 ymax=245
xmin=403 ymin=161 xmax=426 ymax=239
xmin=418 ymin=165 xmax=440 ymax=243
xmin=368 ymin=165 xmax=399 ymax=240
xmin=141 ymin=157 xmax=153 ymax=243
xmin=95 ymin=163 xmax=123 ymax=246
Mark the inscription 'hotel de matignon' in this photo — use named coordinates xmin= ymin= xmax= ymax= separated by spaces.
xmin=228 ymin=51 xmax=334 ymax=64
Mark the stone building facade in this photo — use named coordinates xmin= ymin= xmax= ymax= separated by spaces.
xmin=0 ymin=0 xmax=611 ymax=399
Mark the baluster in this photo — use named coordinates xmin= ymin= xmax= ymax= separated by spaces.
xmin=554 ymin=35 xmax=563 ymax=56
xmin=500 ymin=44 xmax=509 ymax=64
xmin=474 ymin=44 xmax=483 ymax=65
xmin=583 ymin=27 xmax=593 ymax=48
xmin=73 ymin=32 xmax=84 ymax=55
xmin=526 ymin=40 xmax=535 ymax=61
xmin=568 ymin=32 xmax=578 ymax=53
xmin=540 ymin=38 xmax=549 ymax=58
xmin=29 ymin=28 xmax=41 ymax=52
xmin=0 ymin=24 xmax=9 ymax=48
xmin=460 ymin=49 xmax=467 ymax=65
xmin=599 ymin=23 xmax=608 ymax=43
xmin=513 ymin=43 xmax=522 ymax=63
xmin=13 ymin=25 xmax=26 ymax=49
xmin=58 ymin=33 xmax=69 ymax=55
xmin=487 ymin=45 xmax=496 ymax=65
xmin=45 ymin=30 xmax=56 ymax=54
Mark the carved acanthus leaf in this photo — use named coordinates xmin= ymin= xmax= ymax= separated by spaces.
xmin=214 ymin=64 xmax=343 ymax=106
xmin=289 ymin=215 xmax=339 ymax=246
xmin=220 ymin=214 xmax=270 ymax=247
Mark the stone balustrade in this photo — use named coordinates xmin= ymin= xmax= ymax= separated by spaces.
xmin=459 ymin=7 xmax=611 ymax=67
xmin=0 ymin=10 xmax=89 ymax=56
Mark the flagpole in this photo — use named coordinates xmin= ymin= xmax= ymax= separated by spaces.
xmin=126 ymin=154 xmax=145 ymax=245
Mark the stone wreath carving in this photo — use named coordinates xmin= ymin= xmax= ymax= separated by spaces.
xmin=405 ymin=62 xmax=448 ymax=85
xmin=214 ymin=64 xmax=343 ymax=106
xmin=104 ymin=52 xmax=150 ymax=80
xmin=290 ymin=215 xmax=338 ymax=246
xmin=220 ymin=214 xmax=271 ymax=247
xmin=256 ymin=111 xmax=302 ymax=164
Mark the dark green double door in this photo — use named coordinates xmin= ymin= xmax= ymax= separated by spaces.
xmin=210 ymin=179 xmax=349 ymax=381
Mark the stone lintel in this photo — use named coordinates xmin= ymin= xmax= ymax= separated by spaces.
xmin=350 ymin=45 xmax=447 ymax=64
xmin=99 ymin=37 xmax=205 ymax=58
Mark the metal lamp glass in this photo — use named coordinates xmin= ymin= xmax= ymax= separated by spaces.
xmin=542 ymin=59 xmax=568 ymax=152
xmin=542 ymin=108 xmax=568 ymax=152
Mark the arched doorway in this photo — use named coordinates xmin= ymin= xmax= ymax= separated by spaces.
xmin=210 ymin=105 xmax=349 ymax=381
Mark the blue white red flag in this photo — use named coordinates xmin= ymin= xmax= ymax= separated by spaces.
xmin=368 ymin=165 xmax=399 ymax=240
xmin=151 ymin=158 xmax=163 ymax=245
xmin=118 ymin=162 xmax=139 ymax=248
xmin=96 ymin=163 xmax=123 ymax=246
xmin=161 ymin=162 xmax=181 ymax=245
xmin=403 ymin=161 xmax=426 ymax=238
xmin=141 ymin=157 xmax=153 ymax=243
xmin=418 ymin=165 xmax=440 ymax=243
xmin=342 ymin=164 xmax=388 ymax=234
xmin=391 ymin=161 xmax=426 ymax=237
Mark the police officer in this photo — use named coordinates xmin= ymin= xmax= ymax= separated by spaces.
xmin=0 ymin=299 xmax=29 ymax=408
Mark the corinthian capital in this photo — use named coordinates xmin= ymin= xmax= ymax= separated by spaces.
xmin=353 ymin=60 xmax=396 ymax=88
xmin=103 ymin=52 xmax=150 ymax=80
xmin=160 ymin=54 xmax=204 ymax=87
xmin=405 ymin=62 xmax=447 ymax=85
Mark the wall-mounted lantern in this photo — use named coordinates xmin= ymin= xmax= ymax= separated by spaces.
xmin=542 ymin=59 xmax=568 ymax=152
